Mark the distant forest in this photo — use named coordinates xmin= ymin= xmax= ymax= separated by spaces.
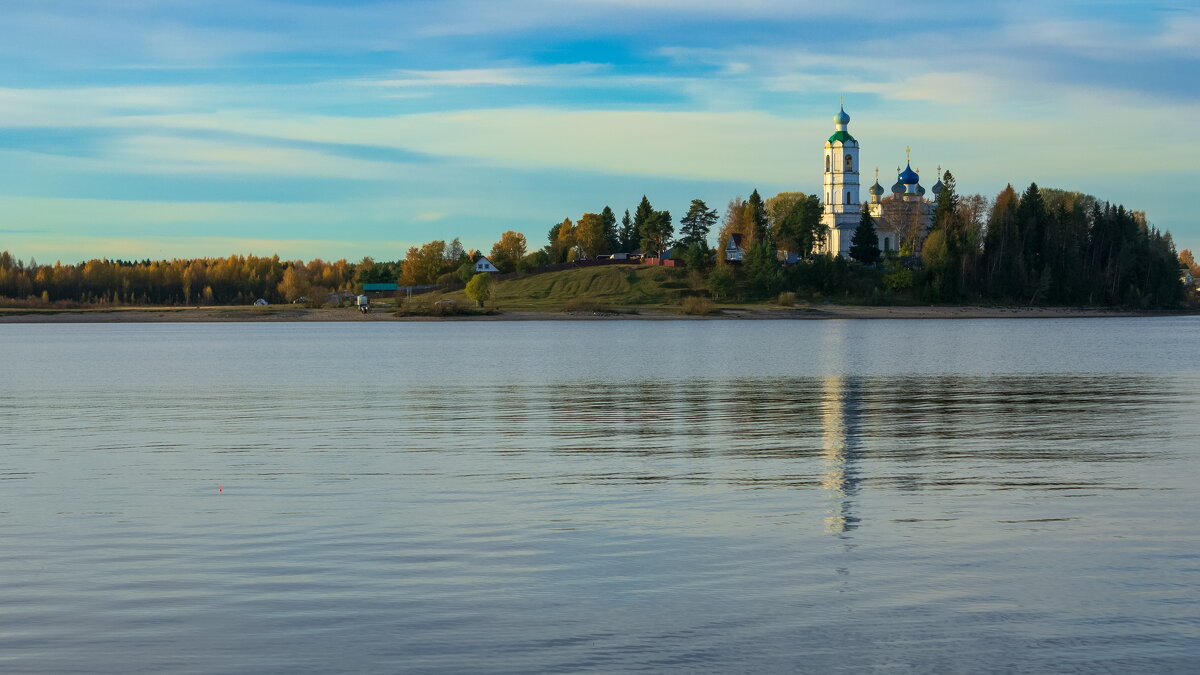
xmin=0 ymin=177 xmax=1194 ymax=309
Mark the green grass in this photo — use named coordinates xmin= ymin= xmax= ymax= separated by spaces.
xmin=440 ymin=265 xmax=694 ymax=311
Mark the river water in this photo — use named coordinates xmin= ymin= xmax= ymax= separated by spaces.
xmin=2 ymin=318 xmax=1198 ymax=673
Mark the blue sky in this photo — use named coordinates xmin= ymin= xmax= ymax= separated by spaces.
xmin=1 ymin=0 xmax=1197 ymax=262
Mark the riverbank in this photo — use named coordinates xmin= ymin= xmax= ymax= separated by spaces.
xmin=0 ymin=304 xmax=1187 ymax=323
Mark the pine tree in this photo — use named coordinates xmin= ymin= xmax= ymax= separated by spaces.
xmin=678 ymin=199 xmax=717 ymax=250
xmin=849 ymin=208 xmax=880 ymax=264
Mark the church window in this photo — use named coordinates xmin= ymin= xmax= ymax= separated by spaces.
xmin=825 ymin=155 xmax=830 ymax=172
xmin=884 ymin=237 xmax=891 ymax=251
xmin=846 ymin=191 xmax=852 ymax=204
xmin=845 ymin=154 xmax=853 ymax=171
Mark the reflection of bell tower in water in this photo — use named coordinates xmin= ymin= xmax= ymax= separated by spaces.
xmin=820 ymin=375 xmax=864 ymax=534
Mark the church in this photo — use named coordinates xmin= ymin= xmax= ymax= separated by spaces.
xmin=818 ymin=105 xmax=939 ymax=257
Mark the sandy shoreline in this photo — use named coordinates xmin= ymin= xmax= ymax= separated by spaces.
xmin=0 ymin=304 xmax=1189 ymax=323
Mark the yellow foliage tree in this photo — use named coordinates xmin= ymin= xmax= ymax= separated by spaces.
xmin=574 ymin=212 xmax=607 ymax=258
xmin=490 ymin=231 xmax=528 ymax=272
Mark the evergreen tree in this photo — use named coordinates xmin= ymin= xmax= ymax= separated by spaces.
xmin=770 ymin=193 xmax=822 ymax=257
xmin=618 ymin=209 xmax=636 ymax=252
xmin=631 ymin=196 xmax=654 ymax=251
xmin=600 ymin=206 xmax=619 ymax=253
xmin=678 ymin=199 xmax=718 ymax=250
xmin=747 ymin=189 xmax=769 ymax=242
xmin=639 ymin=210 xmax=674 ymax=257
xmin=922 ymin=170 xmax=970 ymax=300
xmin=683 ymin=241 xmax=708 ymax=271
xmin=743 ymin=237 xmax=781 ymax=298
xmin=849 ymin=208 xmax=881 ymax=264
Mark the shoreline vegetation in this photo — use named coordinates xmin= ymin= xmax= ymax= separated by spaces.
xmin=3 ymin=181 xmax=1198 ymax=317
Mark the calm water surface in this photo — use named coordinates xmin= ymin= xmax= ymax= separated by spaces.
xmin=2 ymin=318 xmax=1199 ymax=673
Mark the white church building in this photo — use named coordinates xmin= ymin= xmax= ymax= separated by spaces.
xmin=818 ymin=105 xmax=938 ymax=258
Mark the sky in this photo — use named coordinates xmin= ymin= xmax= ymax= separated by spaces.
xmin=1 ymin=0 xmax=1197 ymax=263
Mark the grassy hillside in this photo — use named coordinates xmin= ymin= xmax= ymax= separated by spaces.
xmin=442 ymin=265 xmax=694 ymax=311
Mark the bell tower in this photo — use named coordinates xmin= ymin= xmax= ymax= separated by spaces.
xmin=823 ymin=102 xmax=860 ymax=216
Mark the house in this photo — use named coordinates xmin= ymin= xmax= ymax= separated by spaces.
xmin=725 ymin=234 xmax=745 ymax=262
xmin=474 ymin=256 xmax=500 ymax=273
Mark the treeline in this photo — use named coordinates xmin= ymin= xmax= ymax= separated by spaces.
xmin=0 ymin=253 xmax=365 ymax=306
xmin=700 ymin=177 xmax=1184 ymax=308
xmin=921 ymin=177 xmax=1182 ymax=306
xmin=1 ymin=177 xmax=1188 ymax=309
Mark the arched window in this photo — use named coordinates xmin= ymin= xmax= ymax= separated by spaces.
xmin=825 ymin=155 xmax=830 ymax=172
xmin=845 ymin=154 xmax=853 ymax=172
xmin=884 ymin=237 xmax=891 ymax=251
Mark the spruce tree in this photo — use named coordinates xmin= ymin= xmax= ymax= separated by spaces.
xmin=631 ymin=196 xmax=654 ymax=251
xmin=618 ymin=209 xmax=636 ymax=252
xmin=744 ymin=237 xmax=781 ymax=298
xmin=849 ymin=209 xmax=881 ymax=265
xmin=600 ymin=206 xmax=619 ymax=253
xmin=747 ymin=189 xmax=769 ymax=242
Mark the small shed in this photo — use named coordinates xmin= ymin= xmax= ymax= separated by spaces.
xmin=474 ymin=256 xmax=500 ymax=273
xmin=362 ymin=282 xmax=397 ymax=293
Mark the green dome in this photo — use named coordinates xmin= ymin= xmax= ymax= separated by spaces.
xmin=827 ymin=130 xmax=856 ymax=143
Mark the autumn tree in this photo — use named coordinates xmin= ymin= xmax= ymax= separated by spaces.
xmin=716 ymin=197 xmax=751 ymax=258
xmin=552 ymin=218 xmax=575 ymax=262
xmin=767 ymin=192 xmax=823 ymax=257
xmin=490 ymin=231 xmax=528 ymax=272
xmin=575 ymin=212 xmax=607 ymax=257
xmin=399 ymin=240 xmax=447 ymax=286
xmin=277 ymin=263 xmax=310 ymax=302
xmin=1181 ymin=249 xmax=1199 ymax=277
xmin=446 ymin=238 xmax=467 ymax=266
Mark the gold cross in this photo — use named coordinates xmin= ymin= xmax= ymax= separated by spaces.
xmin=906 ymin=146 xmax=911 ymax=162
